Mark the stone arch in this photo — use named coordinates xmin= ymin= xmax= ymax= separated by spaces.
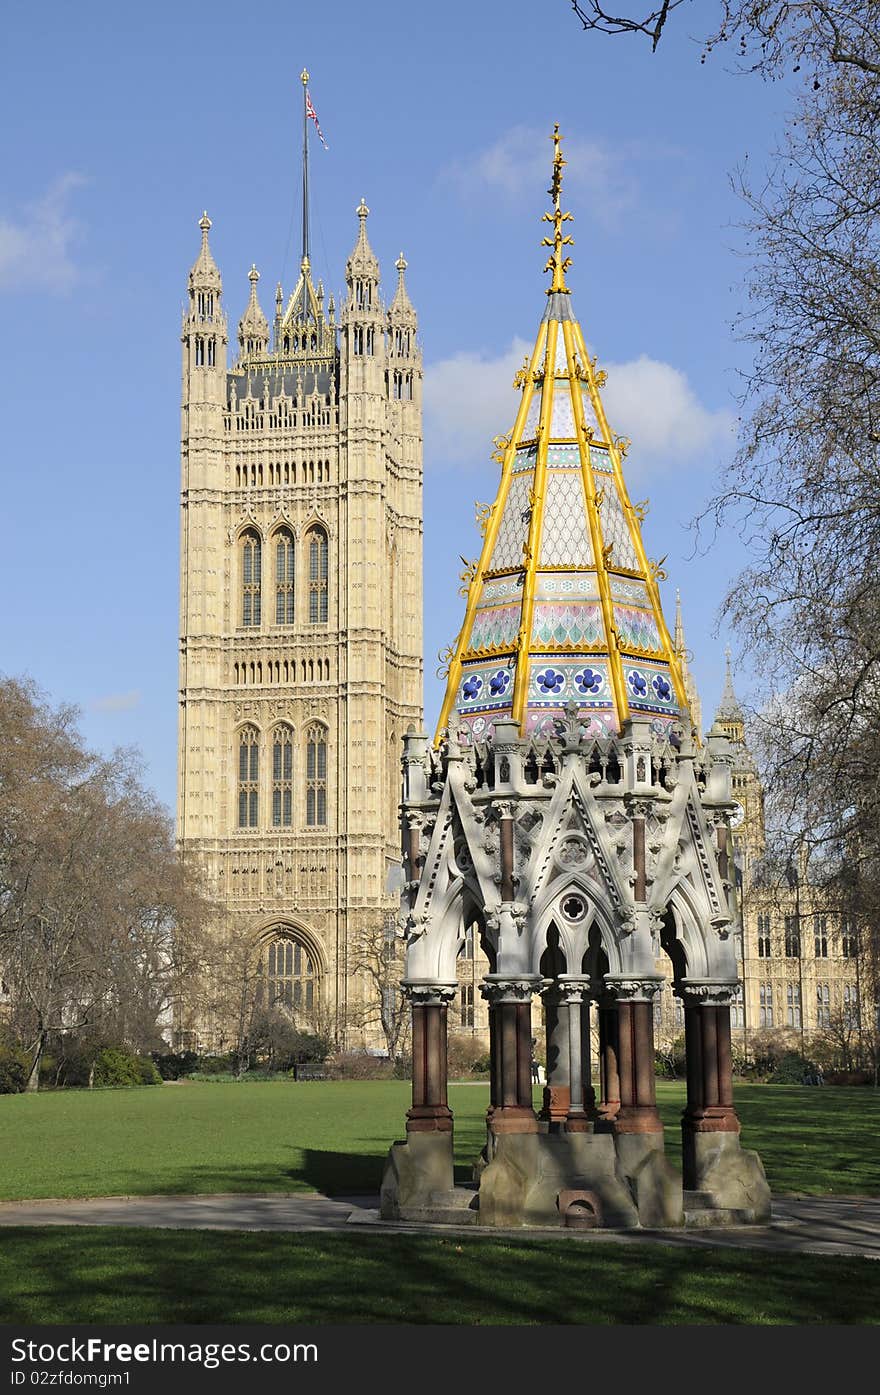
xmin=529 ymin=874 xmax=624 ymax=978
xmin=254 ymin=918 xmax=325 ymax=1018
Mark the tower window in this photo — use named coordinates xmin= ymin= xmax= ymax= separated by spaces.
xmin=786 ymin=982 xmax=801 ymax=1028
xmin=195 ymin=337 xmax=204 ymax=367
xmin=843 ymin=984 xmax=859 ymax=1029
xmin=307 ymin=528 xmax=329 ymax=625
xmin=841 ymin=917 xmax=858 ymax=958
xmin=264 ymin=932 xmax=318 ymax=1013
xmin=272 ymin=725 xmax=293 ymax=828
xmin=784 ymin=915 xmax=801 ymax=958
xmin=353 ymin=327 xmax=364 ymax=355
xmin=207 ymin=338 xmax=216 ymax=367
xmin=460 ymin=984 xmax=474 ymax=1028
xmin=275 ymin=528 xmax=295 ymax=625
xmin=241 ymin=529 xmax=262 ymax=627
xmin=757 ymin=912 xmax=771 ymax=958
xmin=759 ymin=983 xmax=773 ymax=1027
xmin=366 ymin=327 xmax=374 ymax=355
xmin=306 ymin=725 xmax=327 ymax=827
xmin=814 ymin=914 xmax=828 ymax=958
xmin=816 ymin=983 xmax=831 ymax=1028
xmin=237 ymin=726 xmax=259 ymax=828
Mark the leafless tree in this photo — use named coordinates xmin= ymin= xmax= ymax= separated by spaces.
xmin=347 ymin=914 xmax=410 ymax=1060
xmin=570 ymin=1 xmax=880 ymax=77
xmin=0 ymin=676 xmax=211 ymax=1088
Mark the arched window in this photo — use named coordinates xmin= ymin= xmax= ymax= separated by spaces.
xmin=237 ymin=726 xmax=259 ymax=828
xmin=307 ymin=528 xmax=328 ymax=625
xmin=274 ymin=528 xmax=295 ymax=624
xmin=241 ymin=529 xmax=262 ymax=626
xmin=264 ymin=932 xmax=319 ymax=1013
xmin=272 ymin=725 xmax=293 ymax=828
xmin=306 ymin=725 xmax=327 ymax=827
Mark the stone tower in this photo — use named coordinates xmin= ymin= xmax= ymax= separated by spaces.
xmin=177 ymin=79 xmax=423 ymax=1045
xmin=382 ymin=129 xmax=769 ymax=1230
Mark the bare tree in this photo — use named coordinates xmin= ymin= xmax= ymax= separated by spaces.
xmin=347 ymin=914 xmax=410 ymax=1060
xmin=570 ymin=0 xmax=880 ymax=77
xmin=0 ymin=677 xmax=211 ymax=1088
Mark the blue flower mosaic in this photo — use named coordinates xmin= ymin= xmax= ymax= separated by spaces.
xmin=489 ymin=669 xmax=511 ymax=696
xmin=652 ymin=674 xmax=673 ymax=703
xmin=627 ymin=669 xmax=648 ymax=698
xmin=535 ymin=667 xmax=565 ymax=695
xmin=574 ymin=667 xmax=603 ymax=696
xmin=462 ymin=675 xmax=483 ymax=702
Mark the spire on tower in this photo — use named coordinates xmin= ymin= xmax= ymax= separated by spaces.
xmin=238 ymin=265 xmax=269 ymax=359
xmin=189 ymin=211 xmax=222 ymax=292
xmin=436 ymin=126 xmax=690 ymax=743
xmin=717 ymin=646 xmax=744 ymax=720
xmin=390 ymin=251 xmax=415 ymax=320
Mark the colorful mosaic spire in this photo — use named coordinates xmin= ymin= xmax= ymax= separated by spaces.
xmin=437 ymin=127 xmax=690 ymax=743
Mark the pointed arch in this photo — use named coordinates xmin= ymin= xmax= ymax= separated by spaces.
xmin=305 ymin=722 xmax=328 ymax=827
xmin=272 ymin=525 xmax=295 ymax=625
xmin=257 ymin=920 xmax=324 ymax=1016
xmin=236 ymin=724 xmax=260 ymax=828
xmin=271 ymin=723 xmax=294 ymax=828
xmin=239 ymin=527 xmax=262 ymax=627
xmin=305 ymin=525 xmax=329 ymax=625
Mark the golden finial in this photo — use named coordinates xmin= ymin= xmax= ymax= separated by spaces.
xmin=301 ymin=69 xmax=310 ymax=85
xmin=540 ymin=124 xmax=574 ymax=295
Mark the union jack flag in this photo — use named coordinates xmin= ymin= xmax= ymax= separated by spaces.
xmin=306 ymin=91 xmax=328 ymax=150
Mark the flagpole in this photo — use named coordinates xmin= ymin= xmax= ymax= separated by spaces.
xmin=300 ymin=67 xmax=310 ymax=270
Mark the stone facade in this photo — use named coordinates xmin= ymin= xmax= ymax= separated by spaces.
xmin=177 ymin=199 xmax=422 ymax=1047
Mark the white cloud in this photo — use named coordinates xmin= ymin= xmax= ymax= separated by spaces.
xmin=0 ymin=173 xmax=88 ymax=292
xmin=442 ymin=126 xmax=638 ymax=227
xmin=90 ymin=690 xmax=141 ymax=714
xmin=424 ymin=339 xmax=734 ymax=475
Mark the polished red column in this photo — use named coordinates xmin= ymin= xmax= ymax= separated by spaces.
xmin=680 ymin=986 xmax=741 ymax=1187
xmin=482 ymin=979 xmax=539 ymax=1134
xmin=611 ymin=986 xmax=663 ymax=1135
xmin=405 ymin=986 xmax=456 ymax=1134
xmin=597 ymin=996 xmax=620 ymax=1124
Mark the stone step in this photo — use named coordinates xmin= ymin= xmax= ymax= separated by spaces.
xmin=684 ymin=1206 xmax=756 ymax=1228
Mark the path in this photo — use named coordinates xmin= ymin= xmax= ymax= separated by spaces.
xmin=0 ymin=1192 xmax=878 ymax=1258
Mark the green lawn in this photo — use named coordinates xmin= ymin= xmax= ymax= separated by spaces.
xmin=1 ymin=1227 xmax=878 ymax=1325
xmin=1 ymin=1079 xmax=877 ymax=1201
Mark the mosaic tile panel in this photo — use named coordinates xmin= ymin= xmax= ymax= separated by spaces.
xmin=550 ymin=383 xmax=576 ymax=438
xmin=624 ymin=663 xmax=680 ymax=716
xmin=457 ymin=660 xmax=517 ymax=715
xmin=468 ymin=604 xmax=520 ymax=653
xmin=581 ymin=387 xmax=602 ymax=440
xmin=489 ymin=474 xmax=532 ymax=572
xmin=589 ymin=445 xmax=613 ymax=474
xmin=597 ymin=483 xmax=640 ymax=571
xmin=482 ymin=576 xmax=526 ymax=606
xmin=614 ymin=604 xmax=662 ymax=654
xmin=553 ymin=331 xmax=569 ymax=376
xmin=546 ymin=443 xmax=581 ymax=469
xmin=525 ymin=707 xmax=618 ymax=740
xmin=512 ymin=444 xmax=538 ymax=474
xmin=531 ymin=602 xmax=604 ymax=649
xmin=536 ymin=573 xmax=600 ymax=602
xmin=527 ymin=658 xmax=613 ymax=708
xmin=523 ymin=384 xmax=542 ymax=439
xmin=609 ymin=576 xmax=649 ymax=606
xmin=540 ymin=472 xmax=592 ymax=567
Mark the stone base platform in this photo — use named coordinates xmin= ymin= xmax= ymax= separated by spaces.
xmin=381 ymin=1128 xmax=769 ymax=1230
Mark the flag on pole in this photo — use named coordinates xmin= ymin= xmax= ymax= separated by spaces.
xmin=305 ymin=91 xmax=328 ymax=149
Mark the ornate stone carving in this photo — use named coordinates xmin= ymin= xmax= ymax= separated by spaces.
xmin=480 ymin=976 xmax=541 ymax=1005
xmin=605 ymin=977 xmax=664 ymax=1001
xmin=403 ymin=982 xmax=458 ymax=1006
xmin=681 ymin=981 xmax=740 ymax=1005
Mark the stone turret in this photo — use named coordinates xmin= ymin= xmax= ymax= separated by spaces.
xmin=237 ymin=265 xmax=270 ymax=360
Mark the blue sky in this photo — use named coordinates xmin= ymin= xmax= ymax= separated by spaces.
xmin=0 ymin=2 xmax=792 ymax=811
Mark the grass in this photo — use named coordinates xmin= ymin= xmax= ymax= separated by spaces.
xmin=0 ymin=1078 xmax=878 ymax=1202
xmin=0 ymin=1076 xmax=875 ymax=1199
xmin=1 ymin=1227 xmax=878 ymax=1325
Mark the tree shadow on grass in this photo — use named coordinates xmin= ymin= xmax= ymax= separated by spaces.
xmin=3 ymin=1226 xmax=880 ymax=1325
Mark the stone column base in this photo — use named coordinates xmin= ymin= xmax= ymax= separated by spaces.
xmin=380 ymin=1131 xmax=455 ymax=1220
xmin=540 ymin=1083 xmax=570 ymax=1123
xmin=682 ymin=1129 xmax=771 ymax=1222
xmin=614 ymin=1133 xmax=684 ymax=1228
xmin=477 ymin=1130 xmax=640 ymax=1229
